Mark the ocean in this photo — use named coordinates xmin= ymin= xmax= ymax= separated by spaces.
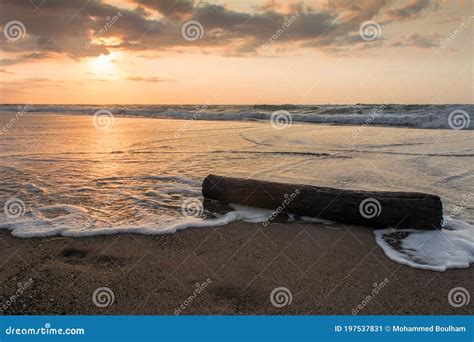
xmin=0 ymin=105 xmax=473 ymax=271
xmin=0 ymin=104 xmax=472 ymax=129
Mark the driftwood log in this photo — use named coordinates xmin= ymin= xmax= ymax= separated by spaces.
xmin=202 ymin=174 xmax=443 ymax=230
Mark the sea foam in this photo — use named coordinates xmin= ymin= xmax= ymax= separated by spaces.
xmin=2 ymin=200 xmax=473 ymax=272
xmin=374 ymin=217 xmax=474 ymax=271
xmin=0 ymin=203 xmax=273 ymax=238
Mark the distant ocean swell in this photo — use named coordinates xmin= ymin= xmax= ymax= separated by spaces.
xmin=0 ymin=104 xmax=472 ymax=130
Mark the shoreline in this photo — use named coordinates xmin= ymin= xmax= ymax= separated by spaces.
xmin=1 ymin=221 xmax=472 ymax=315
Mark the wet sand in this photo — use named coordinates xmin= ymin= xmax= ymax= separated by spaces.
xmin=0 ymin=221 xmax=472 ymax=315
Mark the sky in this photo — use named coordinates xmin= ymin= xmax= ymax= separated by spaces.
xmin=0 ymin=0 xmax=472 ymax=105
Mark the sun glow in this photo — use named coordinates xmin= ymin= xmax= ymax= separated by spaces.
xmin=91 ymin=36 xmax=122 ymax=47
xmin=88 ymin=52 xmax=120 ymax=77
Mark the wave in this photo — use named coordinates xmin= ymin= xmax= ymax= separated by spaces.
xmin=374 ymin=217 xmax=474 ymax=271
xmin=0 ymin=104 xmax=472 ymax=130
xmin=0 ymin=202 xmax=273 ymax=238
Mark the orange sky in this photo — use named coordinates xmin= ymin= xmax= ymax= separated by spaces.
xmin=0 ymin=0 xmax=472 ymax=104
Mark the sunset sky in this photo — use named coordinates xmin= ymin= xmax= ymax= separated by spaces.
xmin=0 ymin=0 xmax=472 ymax=104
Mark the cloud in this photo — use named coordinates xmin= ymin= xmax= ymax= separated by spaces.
xmin=254 ymin=0 xmax=279 ymax=12
xmin=131 ymin=0 xmax=195 ymax=19
xmin=391 ymin=33 xmax=441 ymax=48
xmin=386 ymin=0 xmax=438 ymax=20
xmin=0 ymin=52 xmax=52 ymax=66
xmin=126 ymin=76 xmax=169 ymax=82
xmin=323 ymin=0 xmax=387 ymax=22
xmin=0 ymin=68 xmax=15 ymax=74
xmin=0 ymin=0 xmax=442 ymax=62
xmin=0 ymin=77 xmax=83 ymax=97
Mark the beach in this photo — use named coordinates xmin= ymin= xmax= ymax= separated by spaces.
xmin=0 ymin=114 xmax=472 ymax=315
xmin=1 ymin=221 xmax=472 ymax=315
xmin=1 ymin=1 xmax=472 ymax=340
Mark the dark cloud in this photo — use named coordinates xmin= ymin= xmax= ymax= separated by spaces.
xmin=0 ymin=0 xmax=154 ymax=57
xmin=391 ymin=33 xmax=441 ymax=48
xmin=0 ymin=0 xmax=441 ymax=62
xmin=386 ymin=0 xmax=438 ymax=20
xmin=324 ymin=0 xmax=387 ymax=22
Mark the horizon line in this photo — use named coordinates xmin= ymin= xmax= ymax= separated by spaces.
xmin=1 ymin=103 xmax=472 ymax=106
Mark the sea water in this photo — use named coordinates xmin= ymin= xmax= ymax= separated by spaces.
xmin=0 ymin=108 xmax=472 ymax=271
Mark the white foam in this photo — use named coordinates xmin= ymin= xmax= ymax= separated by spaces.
xmin=0 ymin=204 xmax=92 ymax=238
xmin=374 ymin=217 xmax=474 ymax=271
xmin=2 ymin=198 xmax=473 ymax=273
xmin=229 ymin=204 xmax=275 ymax=222
xmin=0 ymin=202 xmax=274 ymax=238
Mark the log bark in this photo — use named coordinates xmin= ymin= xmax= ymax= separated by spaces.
xmin=202 ymin=174 xmax=443 ymax=230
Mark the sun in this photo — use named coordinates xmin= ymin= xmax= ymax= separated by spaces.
xmin=89 ymin=52 xmax=120 ymax=77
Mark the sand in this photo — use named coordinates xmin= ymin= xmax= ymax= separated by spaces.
xmin=0 ymin=221 xmax=472 ymax=315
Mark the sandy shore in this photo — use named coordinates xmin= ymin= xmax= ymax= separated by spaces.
xmin=0 ymin=221 xmax=472 ymax=315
